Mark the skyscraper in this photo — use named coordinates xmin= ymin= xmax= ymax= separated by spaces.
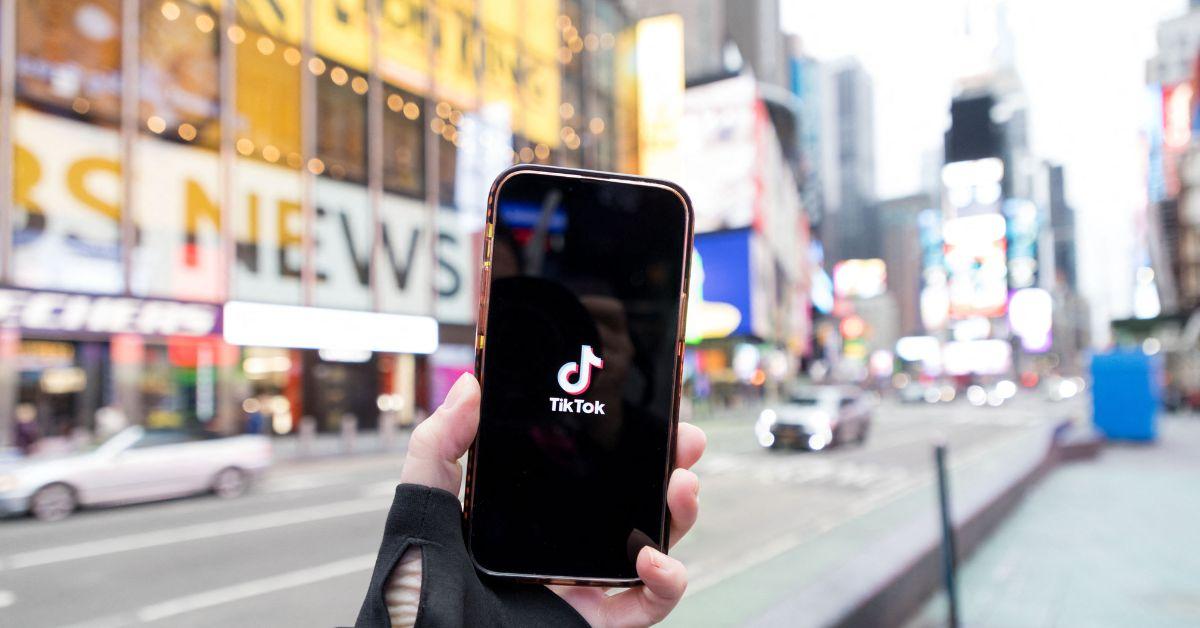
xmin=821 ymin=59 xmax=877 ymax=265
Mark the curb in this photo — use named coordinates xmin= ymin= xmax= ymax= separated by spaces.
xmin=834 ymin=421 xmax=1098 ymax=628
xmin=750 ymin=419 xmax=1099 ymax=628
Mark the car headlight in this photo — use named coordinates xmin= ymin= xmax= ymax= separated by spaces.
xmin=0 ymin=473 xmax=19 ymax=493
xmin=758 ymin=409 xmax=777 ymax=426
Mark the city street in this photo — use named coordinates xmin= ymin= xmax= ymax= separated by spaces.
xmin=0 ymin=395 xmax=1076 ymax=627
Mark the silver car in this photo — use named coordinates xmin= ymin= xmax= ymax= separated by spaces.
xmin=755 ymin=387 xmax=873 ymax=451
xmin=0 ymin=426 xmax=272 ymax=521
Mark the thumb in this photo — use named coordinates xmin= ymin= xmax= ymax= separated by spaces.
xmin=399 ymin=373 xmax=480 ymax=494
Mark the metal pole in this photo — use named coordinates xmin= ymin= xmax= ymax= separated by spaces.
xmin=0 ymin=0 xmax=16 ymax=285
xmin=301 ymin=0 xmax=317 ymax=306
xmin=425 ymin=1 xmax=439 ymax=321
xmin=219 ymin=0 xmax=237 ymax=302
xmin=120 ymin=0 xmax=140 ymax=295
xmin=367 ymin=0 xmax=383 ymax=313
xmin=934 ymin=442 xmax=960 ymax=628
xmin=217 ymin=0 xmax=239 ymax=435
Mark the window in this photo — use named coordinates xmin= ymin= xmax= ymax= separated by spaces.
xmin=313 ymin=58 xmax=372 ymax=310
xmin=383 ymin=84 xmax=425 ymax=198
xmin=235 ymin=26 xmax=302 ymax=166
xmin=132 ymin=1 xmax=222 ymax=301
xmin=231 ymin=17 xmax=304 ymax=305
xmin=13 ymin=1 xmax=124 ymax=294
xmin=16 ymin=0 xmax=122 ymax=124
xmin=139 ymin=1 xmax=220 ymax=147
xmin=316 ymin=61 xmax=368 ymax=184
xmin=131 ymin=430 xmax=198 ymax=449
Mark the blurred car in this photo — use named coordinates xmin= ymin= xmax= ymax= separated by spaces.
xmin=898 ymin=380 xmax=957 ymax=404
xmin=756 ymin=387 xmax=873 ymax=451
xmin=1042 ymin=375 xmax=1085 ymax=402
xmin=0 ymin=426 xmax=272 ymax=521
xmin=897 ymin=381 xmax=931 ymax=404
xmin=966 ymin=379 xmax=1019 ymax=407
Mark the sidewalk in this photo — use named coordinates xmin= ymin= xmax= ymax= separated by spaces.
xmin=908 ymin=415 xmax=1200 ymax=628
xmin=665 ymin=401 xmax=1067 ymax=627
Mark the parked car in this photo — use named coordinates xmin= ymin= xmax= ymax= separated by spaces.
xmin=0 ymin=426 xmax=272 ymax=521
xmin=755 ymin=387 xmax=873 ymax=451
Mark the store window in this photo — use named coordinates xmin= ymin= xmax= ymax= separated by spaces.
xmin=231 ymin=17 xmax=304 ymax=304
xmin=132 ymin=0 xmax=223 ymax=301
xmin=239 ymin=347 xmax=297 ymax=434
xmin=12 ymin=1 xmax=124 ymax=294
xmin=15 ymin=340 xmax=106 ymax=439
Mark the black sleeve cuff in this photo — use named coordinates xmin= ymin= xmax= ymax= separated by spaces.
xmin=354 ymin=484 xmax=589 ymax=628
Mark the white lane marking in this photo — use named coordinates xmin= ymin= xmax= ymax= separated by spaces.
xmin=258 ymin=475 xmax=352 ymax=493
xmin=135 ymin=554 xmax=376 ymax=622
xmin=0 ymin=589 xmax=15 ymax=608
xmin=0 ymin=498 xmax=386 ymax=572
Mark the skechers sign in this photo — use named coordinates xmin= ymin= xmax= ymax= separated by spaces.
xmin=0 ymin=289 xmax=220 ymax=338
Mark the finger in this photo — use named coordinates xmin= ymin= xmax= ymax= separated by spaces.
xmin=666 ymin=468 xmax=700 ymax=549
xmin=399 ymin=373 xmax=480 ymax=493
xmin=597 ymin=547 xmax=687 ymax=626
xmin=675 ymin=422 xmax=706 ymax=470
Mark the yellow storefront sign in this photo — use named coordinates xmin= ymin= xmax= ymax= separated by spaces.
xmin=231 ymin=0 xmax=560 ymax=147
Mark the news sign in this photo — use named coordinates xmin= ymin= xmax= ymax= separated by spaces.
xmin=10 ymin=109 xmax=478 ymax=325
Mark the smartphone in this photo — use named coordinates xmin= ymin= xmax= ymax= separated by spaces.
xmin=464 ymin=165 xmax=694 ymax=586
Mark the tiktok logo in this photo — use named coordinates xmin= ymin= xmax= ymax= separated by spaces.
xmin=557 ymin=344 xmax=604 ymax=395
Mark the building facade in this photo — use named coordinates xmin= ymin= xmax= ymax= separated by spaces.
xmin=820 ymin=58 xmax=876 ymax=266
xmin=0 ymin=0 xmax=635 ymax=445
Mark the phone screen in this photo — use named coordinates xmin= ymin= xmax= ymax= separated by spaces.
xmin=470 ymin=168 xmax=691 ymax=581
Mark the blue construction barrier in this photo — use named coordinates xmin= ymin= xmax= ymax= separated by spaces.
xmin=1090 ymin=349 xmax=1161 ymax=442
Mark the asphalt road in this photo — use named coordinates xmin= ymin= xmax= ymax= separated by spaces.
xmin=0 ymin=395 xmax=1073 ymax=627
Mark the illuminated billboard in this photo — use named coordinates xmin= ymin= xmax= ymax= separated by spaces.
xmin=12 ymin=109 xmax=477 ymax=323
xmin=1009 ymin=287 xmax=1053 ymax=352
xmin=635 ymin=14 xmax=685 ymax=181
xmin=1162 ymin=82 xmax=1193 ymax=198
xmin=679 ymin=74 xmax=759 ymax=232
xmin=833 ymin=259 xmax=887 ymax=299
xmin=231 ymin=0 xmax=562 ymax=147
xmin=944 ymin=214 xmax=1008 ymax=319
xmin=1004 ymin=199 xmax=1039 ymax=290
xmin=686 ymin=230 xmax=749 ymax=342
xmin=941 ymin=157 xmax=1003 ymax=219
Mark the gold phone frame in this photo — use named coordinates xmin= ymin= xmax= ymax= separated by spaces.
xmin=463 ymin=164 xmax=695 ymax=587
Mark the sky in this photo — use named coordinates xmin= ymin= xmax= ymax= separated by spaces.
xmin=781 ymin=0 xmax=1185 ymax=343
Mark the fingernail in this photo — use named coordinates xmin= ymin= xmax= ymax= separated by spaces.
xmin=648 ymin=547 xmax=666 ymax=569
xmin=693 ymin=477 xmax=701 ymax=498
xmin=442 ymin=373 xmax=474 ymax=409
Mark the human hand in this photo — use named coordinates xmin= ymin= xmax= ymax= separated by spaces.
xmin=400 ymin=372 xmax=706 ymax=626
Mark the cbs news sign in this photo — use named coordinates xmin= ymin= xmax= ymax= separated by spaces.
xmin=11 ymin=108 xmax=476 ymax=324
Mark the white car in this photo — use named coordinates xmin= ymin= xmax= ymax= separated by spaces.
xmin=0 ymin=426 xmax=272 ymax=521
xmin=755 ymin=387 xmax=874 ymax=451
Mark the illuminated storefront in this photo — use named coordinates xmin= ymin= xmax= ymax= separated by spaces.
xmin=0 ymin=0 xmax=634 ymax=440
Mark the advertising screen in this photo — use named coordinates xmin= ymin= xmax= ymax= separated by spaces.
xmin=1004 ymin=199 xmax=1039 ymax=290
xmin=686 ymin=229 xmax=753 ymax=342
xmin=833 ymin=258 xmax=887 ymax=299
xmin=944 ymin=214 xmax=1008 ymax=319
